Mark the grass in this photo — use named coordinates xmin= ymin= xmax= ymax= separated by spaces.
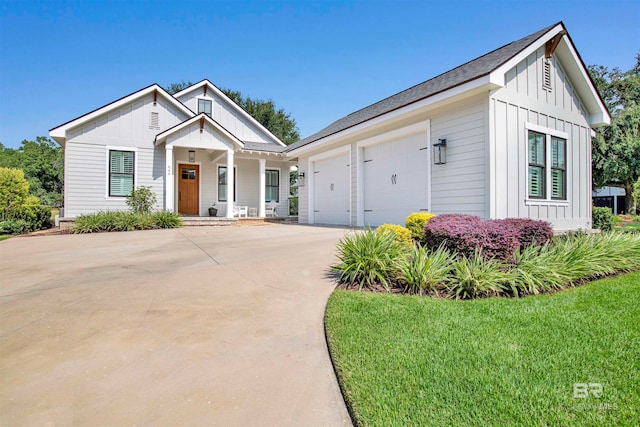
xmin=325 ymin=272 xmax=640 ymax=426
xmin=0 ymin=234 xmax=11 ymax=241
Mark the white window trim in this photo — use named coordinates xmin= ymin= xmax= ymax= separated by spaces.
xmin=525 ymin=123 xmax=569 ymax=205
xmin=197 ymin=97 xmax=213 ymax=117
xmin=216 ymin=164 xmax=237 ymax=203
xmin=105 ymin=146 xmax=138 ymax=199
xmin=265 ymin=167 xmax=281 ymax=204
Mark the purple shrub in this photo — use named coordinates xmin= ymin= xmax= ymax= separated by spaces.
xmin=498 ymin=218 xmax=553 ymax=248
xmin=424 ymin=214 xmax=551 ymax=263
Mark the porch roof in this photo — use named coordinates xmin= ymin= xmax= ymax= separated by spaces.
xmin=154 ymin=113 xmax=245 ymax=149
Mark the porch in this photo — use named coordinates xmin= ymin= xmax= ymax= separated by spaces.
xmin=180 ymin=216 xmax=298 ymax=226
xmin=155 ymin=115 xmax=296 ymax=218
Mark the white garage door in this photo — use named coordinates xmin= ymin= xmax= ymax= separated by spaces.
xmin=313 ymin=153 xmax=350 ymax=225
xmin=363 ymin=134 xmax=429 ymax=226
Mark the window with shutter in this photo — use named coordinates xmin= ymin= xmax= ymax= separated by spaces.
xmin=527 ymin=130 xmax=567 ymax=201
xmin=543 ymin=60 xmax=552 ymax=91
xmin=109 ymin=150 xmax=135 ymax=197
xmin=528 ymin=132 xmax=545 ymax=198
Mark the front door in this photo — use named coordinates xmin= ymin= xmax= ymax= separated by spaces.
xmin=178 ymin=164 xmax=199 ymax=215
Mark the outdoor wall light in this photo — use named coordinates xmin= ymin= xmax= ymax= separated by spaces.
xmin=433 ymin=139 xmax=447 ymax=165
xmin=188 ymin=150 xmax=196 ymax=163
xmin=297 ymin=172 xmax=305 ymax=187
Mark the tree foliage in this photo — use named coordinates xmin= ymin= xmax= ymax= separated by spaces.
xmin=165 ymin=81 xmax=300 ymax=144
xmin=0 ymin=137 xmax=64 ymax=207
xmin=589 ymin=55 xmax=640 ymax=214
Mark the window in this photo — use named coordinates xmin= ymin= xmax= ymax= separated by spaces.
xmin=551 ymin=137 xmax=566 ymax=199
xmin=527 ymin=129 xmax=567 ymax=201
xmin=109 ymin=150 xmax=134 ymax=197
xmin=265 ymin=169 xmax=279 ymax=203
xmin=528 ymin=132 xmax=545 ymax=198
xmin=198 ymin=99 xmax=212 ymax=117
xmin=218 ymin=166 xmax=236 ymax=202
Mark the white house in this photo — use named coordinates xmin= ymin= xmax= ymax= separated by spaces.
xmin=285 ymin=22 xmax=610 ymax=231
xmin=50 ymin=80 xmax=295 ymax=218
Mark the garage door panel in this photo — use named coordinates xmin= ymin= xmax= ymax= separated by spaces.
xmin=313 ymin=153 xmax=350 ymax=225
xmin=363 ymin=134 xmax=429 ymax=226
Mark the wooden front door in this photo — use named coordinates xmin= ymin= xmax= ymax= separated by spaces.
xmin=178 ymin=164 xmax=200 ymax=215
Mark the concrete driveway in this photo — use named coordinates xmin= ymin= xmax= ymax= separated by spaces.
xmin=0 ymin=224 xmax=352 ymax=426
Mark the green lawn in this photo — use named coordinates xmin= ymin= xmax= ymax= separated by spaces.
xmin=0 ymin=234 xmax=10 ymax=241
xmin=325 ymin=272 xmax=640 ymax=426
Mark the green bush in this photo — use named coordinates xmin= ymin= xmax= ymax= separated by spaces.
xmin=13 ymin=198 xmax=52 ymax=230
xmin=592 ymin=206 xmax=614 ymax=231
xmin=405 ymin=212 xmax=436 ymax=242
xmin=332 ymin=229 xmax=404 ymax=291
xmin=395 ymin=244 xmax=453 ymax=295
xmin=0 ymin=219 xmax=31 ymax=235
xmin=447 ymin=250 xmax=509 ymax=299
xmin=632 ymin=215 xmax=640 ymax=223
xmin=151 ymin=211 xmax=182 ymax=228
xmin=376 ymin=224 xmax=412 ymax=245
xmin=126 ymin=186 xmax=157 ymax=214
xmin=0 ymin=167 xmax=30 ymax=218
xmin=71 ymin=210 xmax=182 ymax=233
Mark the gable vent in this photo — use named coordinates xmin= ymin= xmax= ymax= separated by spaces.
xmin=543 ymin=60 xmax=552 ymax=91
xmin=150 ymin=112 xmax=159 ymax=129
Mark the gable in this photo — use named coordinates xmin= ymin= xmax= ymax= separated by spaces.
xmin=502 ymin=46 xmax=588 ymax=123
xmin=65 ymin=92 xmax=190 ymax=148
xmin=174 ymin=81 xmax=285 ymax=147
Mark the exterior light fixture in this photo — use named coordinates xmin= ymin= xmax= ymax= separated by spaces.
xmin=297 ymin=171 xmax=305 ymax=187
xmin=433 ymin=139 xmax=447 ymax=165
xmin=188 ymin=150 xmax=196 ymax=163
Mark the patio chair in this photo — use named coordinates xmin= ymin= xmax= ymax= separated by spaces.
xmin=233 ymin=205 xmax=248 ymax=218
xmin=265 ymin=202 xmax=278 ymax=217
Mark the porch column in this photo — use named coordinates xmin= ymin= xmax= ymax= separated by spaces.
xmin=226 ymin=149 xmax=234 ymax=218
xmin=258 ymin=158 xmax=266 ymax=217
xmin=165 ymin=146 xmax=174 ymax=212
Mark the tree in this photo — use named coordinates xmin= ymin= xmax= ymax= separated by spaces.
xmin=165 ymin=82 xmax=300 ymax=144
xmin=0 ymin=137 xmax=64 ymax=207
xmin=589 ymin=55 xmax=640 ymax=214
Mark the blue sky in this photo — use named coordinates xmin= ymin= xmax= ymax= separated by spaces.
xmin=0 ymin=0 xmax=638 ymax=148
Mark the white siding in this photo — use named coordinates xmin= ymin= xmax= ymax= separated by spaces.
xmin=63 ymin=93 xmax=188 ymax=217
xmin=177 ymin=90 xmax=274 ymax=144
xmin=65 ymin=142 xmax=164 ymax=217
xmin=430 ymin=95 xmax=487 ymax=217
xmin=491 ymin=47 xmax=592 ymax=230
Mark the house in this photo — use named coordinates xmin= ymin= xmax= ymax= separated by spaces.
xmin=593 ymin=186 xmax=626 ymax=214
xmin=285 ymin=22 xmax=610 ymax=231
xmin=50 ymin=80 xmax=295 ymax=218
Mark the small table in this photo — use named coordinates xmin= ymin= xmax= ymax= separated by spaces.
xmin=248 ymin=207 xmax=258 ymax=217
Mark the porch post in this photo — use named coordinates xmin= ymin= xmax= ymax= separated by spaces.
xmin=226 ymin=149 xmax=234 ymax=218
xmin=165 ymin=146 xmax=174 ymax=212
xmin=258 ymin=158 xmax=266 ymax=217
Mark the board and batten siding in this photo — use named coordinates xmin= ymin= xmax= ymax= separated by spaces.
xmin=177 ymin=91 xmax=273 ymax=144
xmin=64 ymin=94 xmax=186 ymax=216
xmin=430 ymin=95 xmax=487 ymax=217
xmin=490 ymin=46 xmax=592 ymax=230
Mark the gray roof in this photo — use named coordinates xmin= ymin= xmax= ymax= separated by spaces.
xmin=286 ymin=22 xmax=560 ymax=153
xmin=241 ymin=141 xmax=286 ymax=153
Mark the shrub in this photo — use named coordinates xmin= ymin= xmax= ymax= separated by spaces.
xmin=395 ymin=244 xmax=454 ymax=295
xmin=151 ymin=211 xmax=182 ymax=228
xmin=498 ymin=218 xmax=553 ymax=248
xmin=126 ymin=186 xmax=157 ymax=214
xmin=424 ymin=214 xmax=520 ymax=263
xmin=632 ymin=215 xmax=640 ymax=223
xmin=71 ymin=210 xmax=182 ymax=233
xmin=612 ymin=215 xmax=623 ymax=227
xmin=12 ymin=197 xmax=52 ymax=230
xmin=446 ymin=250 xmax=509 ymax=299
xmin=592 ymin=206 xmax=613 ymax=231
xmin=0 ymin=219 xmax=31 ymax=235
xmin=0 ymin=167 xmax=30 ymax=218
xmin=376 ymin=224 xmax=413 ymax=245
xmin=332 ymin=229 xmax=404 ymax=291
xmin=405 ymin=212 xmax=436 ymax=242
